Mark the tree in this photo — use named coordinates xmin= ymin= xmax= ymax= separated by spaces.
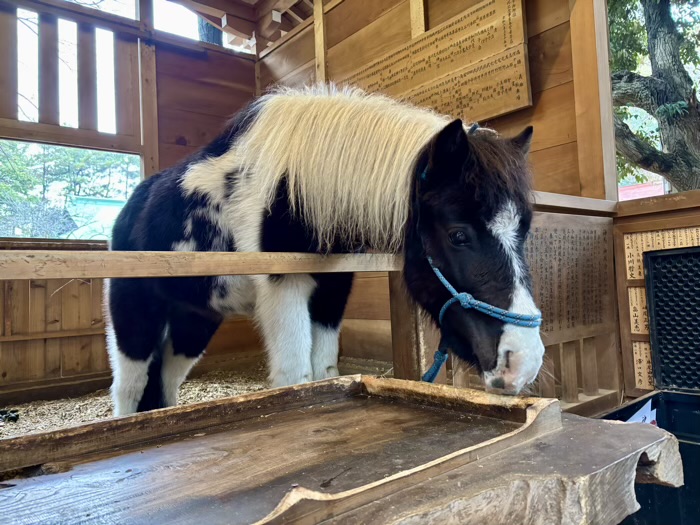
xmin=609 ymin=0 xmax=700 ymax=190
xmin=0 ymin=140 xmax=140 ymax=238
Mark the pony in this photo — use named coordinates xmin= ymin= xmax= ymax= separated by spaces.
xmin=105 ymin=83 xmax=544 ymax=416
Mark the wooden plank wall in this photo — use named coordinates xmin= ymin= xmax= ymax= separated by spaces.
xmin=156 ymin=45 xmax=257 ymax=169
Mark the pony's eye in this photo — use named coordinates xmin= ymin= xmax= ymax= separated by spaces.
xmin=448 ymin=230 xmax=469 ymax=246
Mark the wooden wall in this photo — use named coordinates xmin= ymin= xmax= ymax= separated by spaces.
xmin=156 ymin=45 xmax=256 ymax=169
xmin=258 ymin=0 xmax=616 ymax=199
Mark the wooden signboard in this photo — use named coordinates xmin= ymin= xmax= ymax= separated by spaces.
xmin=617 ymin=224 xmax=700 ymax=393
xmin=337 ymin=0 xmax=531 ymax=122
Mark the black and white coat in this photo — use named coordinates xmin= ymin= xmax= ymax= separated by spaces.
xmin=106 ymin=84 xmax=544 ymax=416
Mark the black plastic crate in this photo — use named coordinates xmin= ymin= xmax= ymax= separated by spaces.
xmin=602 ymin=247 xmax=700 ymax=525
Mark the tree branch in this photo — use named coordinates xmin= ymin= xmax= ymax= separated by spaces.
xmin=614 ymin=115 xmax=675 ymax=176
xmin=611 ymin=71 xmax=661 ymax=113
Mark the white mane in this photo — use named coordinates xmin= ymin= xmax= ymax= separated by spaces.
xmin=233 ymin=83 xmax=451 ymax=252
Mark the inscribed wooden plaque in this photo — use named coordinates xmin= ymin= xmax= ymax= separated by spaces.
xmin=624 ymin=226 xmax=700 ymax=279
xmin=628 ymin=287 xmax=649 ymax=335
xmin=632 ymin=341 xmax=654 ymax=390
xmin=337 ymin=0 xmax=531 ymax=122
xmin=523 ymin=213 xmax=615 ymax=345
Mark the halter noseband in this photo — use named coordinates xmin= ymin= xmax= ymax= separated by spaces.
xmin=419 ymin=122 xmax=542 ymax=382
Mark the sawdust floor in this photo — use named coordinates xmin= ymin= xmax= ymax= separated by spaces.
xmin=0 ymin=366 xmax=269 ymax=439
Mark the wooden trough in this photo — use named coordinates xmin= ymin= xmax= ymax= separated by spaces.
xmin=0 ymin=376 xmax=683 ymax=525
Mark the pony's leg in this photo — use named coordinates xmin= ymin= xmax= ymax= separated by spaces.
xmin=255 ymin=274 xmax=317 ymax=388
xmin=309 ymin=273 xmax=354 ymax=381
xmin=162 ymin=309 xmax=222 ymax=407
xmin=106 ymin=278 xmax=167 ymax=416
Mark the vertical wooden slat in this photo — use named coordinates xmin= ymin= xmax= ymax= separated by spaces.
xmin=313 ymin=0 xmax=326 ymax=82
xmin=61 ymin=280 xmax=82 ymax=376
xmin=451 ymin=357 xmax=471 ymax=389
xmin=78 ymin=279 xmax=98 ymax=372
xmin=3 ymin=282 xmax=11 ymax=337
xmin=39 ymin=12 xmax=59 ymax=125
xmin=409 ymin=0 xmax=427 ymax=38
xmin=115 ymin=35 xmax=137 ymax=137
xmin=78 ymin=22 xmax=97 ymax=131
xmin=28 ymin=280 xmax=49 ymax=380
xmin=539 ymin=346 xmax=557 ymax=398
xmin=139 ymin=40 xmax=159 ymax=176
xmin=388 ymin=271 xmax=423 ymax=381
xmin=0 ymin=5 xmax=18 ymax=119
xmin=581 ymin=336 xmax=599 ymax=396
xmin=91 ymin=278 xmax=104 ymax=329
xmin=45 ymin=279 xmax=63 ymax=377
xmin=569 ymin=0 xmax=617 ymax=200
xmin=10 ymin=280 xmax=30 ymax=336
xmin=560 ymin=340 xmax=579 ymax=402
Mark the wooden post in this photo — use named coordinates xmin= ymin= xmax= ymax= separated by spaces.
xmin=581 ymin=336 xmax=599 ymax=396
xmin=0 ymin=4 xmax=18 ymax=120
xmin=388 ymin=271 xmax=425 ymax=381
xmin=138 ymin=40 xmax=159 ymax=177
xmin=38 ymin=13 xmax=59 ymax=126
xmin=313 ymin=0 xmax=326 ymax=82
xmin=569 ymin=0 xmax=617 ymax=200
xmin=560 ymin=341 xmax=580 ymax=403
xmin=77 ymin=23 xmax=97 ymax=131
xmin=409 ymin=0 xmax=427 ymax=38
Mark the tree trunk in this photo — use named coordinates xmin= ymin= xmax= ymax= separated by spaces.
xmin=198 ymin=18 xmax=223 ymax=46
xmin=612 ymin=0 xmax=700 ymax=191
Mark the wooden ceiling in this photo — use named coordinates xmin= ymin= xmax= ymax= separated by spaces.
xmin=172 ymin=0 xmax=314 ymax=52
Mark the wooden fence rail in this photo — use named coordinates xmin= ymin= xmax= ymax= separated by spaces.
xmin=0 ymin=251 xmax=402 ymax=279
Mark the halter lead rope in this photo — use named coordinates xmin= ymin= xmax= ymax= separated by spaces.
xmin=421 ymin=258 xmax=542 ymax=382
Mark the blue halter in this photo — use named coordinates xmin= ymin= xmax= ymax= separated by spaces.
xmin=421 ymin=258 xmax=542 ymax=382
xmin=418 ymin=123 xmax=543 ymax=382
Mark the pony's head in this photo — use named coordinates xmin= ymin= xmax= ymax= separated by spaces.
xmin=404 ymin=119 xmax=544 ymax=395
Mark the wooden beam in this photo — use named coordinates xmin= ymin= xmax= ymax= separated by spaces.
xmin=409 ymin=0 xmax=427 ymax=38
xmin=138 ymin=40 xmax=159 ymax=176
xmin=255 ymin=0 xmax=300 ymax=18
xmin=258 ymin=9 xmax=283 ymax=38
xmin=222 ymin=12 xmax=256 ymax=39
xmin=137 ymin=0 xmax=154 ymax=28
xmin=0 ymin=4 xmax=17 ymax=120
xmin=77 ymin=23 xmax=97 ymax=131
xmin=38 ymin=12 xmax=59 ymax=125
xmin=569 ymin=0 xmax=617 ymax=201
xmin=287 ymin=5 xmax=305 ymax=23
xmin=0 ymin=116 xmax=141 ymax=153
xmin=313 ymin=0 xmax=326 ymax=82
xmin=0 ymin=251 xmax=403 ymax=280
xmin=171 ymin=0 xmax=256 ymax=21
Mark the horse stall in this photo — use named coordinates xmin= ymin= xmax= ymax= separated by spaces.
xmin=0 ymin=0 xmax=693 ymax=523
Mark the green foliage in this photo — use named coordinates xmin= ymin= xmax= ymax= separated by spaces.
xmin=0 ymin=139 xmax=140 ymax=238
xmin=609 ymin=0 xmax=700 ymax=185
xmin=657 ymin=100 xmax=690 ymax=120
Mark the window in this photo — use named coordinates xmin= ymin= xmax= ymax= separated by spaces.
xmin=0 ymin=139 xmax=140 ymax=240
xmin=609 ymin=2 xmax=700 ymax=201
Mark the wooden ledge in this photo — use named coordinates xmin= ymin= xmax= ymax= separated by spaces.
xmin=0 ymin=251 xmax=402 ymax=280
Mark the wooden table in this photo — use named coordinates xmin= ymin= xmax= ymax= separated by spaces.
xmin=0 ymin=376 xmax=682 ymax=525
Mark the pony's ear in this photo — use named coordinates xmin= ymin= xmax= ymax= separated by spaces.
xmin=510 ymin=126 xmax=533 ymax=155
xmin=433 ymin=119 xmax=469 ymax=158
xmin=421 ymin=119 xmax=470 ymax=189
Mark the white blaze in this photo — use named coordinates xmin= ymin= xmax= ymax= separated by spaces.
xmin=484 ymin=201 xmax=544 ymax=394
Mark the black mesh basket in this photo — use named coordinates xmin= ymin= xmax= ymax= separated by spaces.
xmin=644 ymin=246 xmax=700 ymax=392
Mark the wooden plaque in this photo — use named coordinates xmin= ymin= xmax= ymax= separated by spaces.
xmin=338 ymin=0 xmax=531 ymax=122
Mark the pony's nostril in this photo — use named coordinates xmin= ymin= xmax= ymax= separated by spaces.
xmin=490 ymin=377 xmax=506 ymax=390
xmin=505 ymin=350 xmax=513 ymax=369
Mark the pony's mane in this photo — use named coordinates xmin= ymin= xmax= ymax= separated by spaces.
xmin=232 ymin=83 xmax=527 ymax=252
